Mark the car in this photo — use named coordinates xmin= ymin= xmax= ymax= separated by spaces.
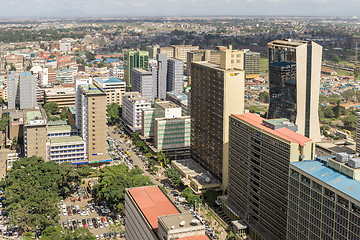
xmin=68 ymin=211 xmax=72 ymax=216
xmin=90 ymin=207 xmax=95 ymax=213
xmin=96 ymin=217 xmax=101 ymax=223
xmin=101 ymin=217 xmax=106 ymax=223
xmin=96 ymin=235 xmax=99 ymax=240
xmin=63 ymin=210 xmax=67 ymax=216
xmin=93 ymin=222 xmax=98 ymax=228
xmin=92 ymin=218 xmax=96 ymax=223
xmin=104 ymin=232 xmax=109 ymax=238
xmin=69 ymin=226 xmax=73 ymax=231
xmin=84 ymin=224 xmax=88 ymax=229
xmin=81 ymin=209 xmax=88 ymax=216
xmin=63 ymin=222 xmax=67 ymax=228
xmin=89 ymin=223 xmax=93 ymax=229
xmin=82 ymin=219 xmax=86 ymax=225
xmin=104 ymin=222 xmax=109 ymax=228
xmin=77 ymin=219 xmax=82 ymax=224
xmin=71 ymin=205 xmax=75 ymax=210
xmin=72 ymin=220 xmax=77 ymax=226
xmin=99 ymin=222 xmax=104 ymax=229
xmin=87 ymin=218 xmax=91 ymax=223
xmin=100 ymin=234 xmax=104 ymax=239
xmin=72 ymin=209 xmax=77 ymax=215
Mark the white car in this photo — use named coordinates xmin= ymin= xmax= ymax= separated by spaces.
xmin=63 ymin=210 xmax=67 ymax=216
xmin=99 ymin=222 xmax=104 ymax=229
xmin=104 ymin=222 xmax=109 ymax=228
xmin=96 ymin=235 xmax=99 ymax=240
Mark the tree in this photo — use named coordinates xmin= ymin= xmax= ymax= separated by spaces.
xmin=10 ymin=64 xmax=16 ymax=71
xmin=60 ymin=111 xmax=67 ymax=121
xmin=342 ymin=114 xmax=357 ymax=131
xmin=330 ymin=55 xmax=341 ymax=63
xmin=226 ymin=231 xmax=237 ymax=240
xmin=341 ymin=89 xmax=355 ymax=102
xmin=322 ymin=107 xmax=335 ymax=119
xmin=106 ymin=103 xmax=121 ymax=126
xmin=319 ymin=95 xmax=328 ymax=104
xmin=85 ymin=51 xmax=96 ymax=62
xmin=43 ymin=102 xmax=59 ymax=116
xmin=26 ymin=65 xmax=32 ymax=71
xmin=0 ymin=114 xmax=9 ymax=131
xmin=332 ymin=100 xmax=341 ymax=118
xmin=152 ymin=166 xmax=159 ymax=173
xmin=205 ymin=188 xmax=219 ymax=207
xmin=165 ymin=168 xmax=182 ymax=187
xmin=259 ymin=91 xmax=270 ymax=103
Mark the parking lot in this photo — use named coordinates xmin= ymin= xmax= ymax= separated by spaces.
xmin=59 ymin=194 xmax=125 ymax=240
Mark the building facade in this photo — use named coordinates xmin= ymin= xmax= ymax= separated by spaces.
xmin=122 ymin=92 xmax=151 ymax=130
xmin=190 ymin=54 xmax=245 ymax=189
xmin=288 ymin=156 xmax=360 ymax=240
xmin=167 ymin=58 xmax=183 ymax=92
xmin=244 ymin=49 xmax=260 ymax=79
xmin=267 ymin=39 xmax=322 ymax=142
xmin=44 ymin=87 xmax=76 ymax=108
xmin=227 ymin=113 xmax=314 ymax=240
xmin=75 ymin=83 xmax=108 ymax=161
xmin=132 ymin=68 xmax=157 ymax=101
xmin=19 ymin=72 xmax=37 ymax=109
xmin=124 ymin=50 xmax=149 ymax=89
xmin=157 ymin=54 xmax=168 ymax=99
xmin=24 ymin=110 xmax=47 ymax=160
xmin=93 ymin=77 xmax=126 ymax=106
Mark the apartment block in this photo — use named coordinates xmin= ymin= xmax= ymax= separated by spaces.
xmin=268 ymin=39 xmax=322 ymax=142
xmin=166 ymin=91 xmax=190 ymax=116
xmin=158 ymin=47 xmax=174 ymax=59
xmin=93 ymin=77 xmax=126 ymax=106
xmin=157 ymin=54 xmax=168 ymax=99
xmin=356 ymin=112 xmax=360 ymax=153
xmin=122 ymin=92 xmax=151 ymax=130
xmin=75 ymin=83 xmax=108 ymax=162
xmin=167 ymin=58 xmax=183 ymax=92
xmin=132 ymin=68 xmax=157 ymax=101
xmin=244 ymin=49 xmax=260 ymax=79
xmin=190 ymin=55 xmax=245 ymax=189
xmin=125 ymin=185 xmax=207 ymax=240
xmin=7 ymin=71 xmax=17 ymax=109
xmin=47 ymin=136 xmax=85 ymax=163
xmin=23 ymin=109 xmax=47 ymax=160
xmin=172 ymin=45 xmax=200 ymax=62
xmin=288 ymin=155 xmax=360 ymax=240
xmin=186 ymin=49 xmax=221 ymax=76
xmin=227 ymin=113 xmax=314 ymax=240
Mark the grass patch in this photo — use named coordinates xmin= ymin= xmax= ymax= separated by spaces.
xmin=260 ymin=57 xmax=268 ymax=74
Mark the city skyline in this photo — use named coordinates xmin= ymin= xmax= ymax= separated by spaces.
xmin=1 ymin=0 xmax=359 ymax=18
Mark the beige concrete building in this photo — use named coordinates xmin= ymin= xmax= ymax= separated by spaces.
xmin=44 ymin=87 xmax=76 ymax=108
xmin=190 ymin=51 xmax=245 ymax=190
xmin=268 ymin=39 xmax=322 ymax=142
xmin=23 ymin=109 xmax=47 ymax=160
xmin=172 ymin=45 xmax=199 ymax=62
xmin=93 ymin=77 xmax=126 ymax=106
xmin=76 ymin=83 xmax=109 ymax=162
xmin=186 ymin=49 xmax=221 ymax=76
xmin=158 ymin=47 xmax=174 ymax=59
xmin=5 ymin=55 xmax=24 ymax=71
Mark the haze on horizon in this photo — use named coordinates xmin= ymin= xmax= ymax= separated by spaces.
xmin=1 ymin=0 xmax=359 ymax=18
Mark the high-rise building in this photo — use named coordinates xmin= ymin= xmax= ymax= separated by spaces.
xmin=157 ymin=54 xmax=168 ymax=99
xmin=122 ymin=92 xmax=151 ymax=131
xmin=124 ymin=50 xmax=149 ymax=89
xmin=288 ymin=155 xmax=360 ymax=240
xmin=190 ymin=49 xmax=245 ymax=189
xmin=75 ymin=82 xmax=108 ymax=162
xmin=186 ymin=49 xmax=221 ymax=76
xmin=23 ymin=109 xmax=47 ymax=160
xmin=227 ymin=113 xmax=314 ymax=240
xmin=132 ymin=68 xmax=157 ymax=101
xmin=267 ymin=39 xmax=322 ymax=142
xmin=19 ymin=72 xmax=37 ymax=109
xmin=158 ymin=47 xmax=174 ymax=59
xmin=7 ymin=71 xmax=17 ymax=109
xmin=356 ymin=112 xmax=360 ymax=153
xmin=244 ymin=49 xmax=260 ymax=79
xmin=167 ymin=58 xmax=183 ymax=92
xmin=146 ymin=45 xmax=159 ymax=59
xmin=125 ymin=185 xmax=207 ymax=240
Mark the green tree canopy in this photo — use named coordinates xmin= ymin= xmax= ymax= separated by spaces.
xmin=165 ymin=168 xmax=182 ymax=187
xmin=205 ymin=188 xmax=220 ymax=207
xmin=342 ymin=114 xmax=357 ymax=131
xmin=0 ymin=156 xmax=88 ymax=232
xmin=259 ymin=91 xmax=270 ymax=103
xmin=106 ymin=103 xmax=121 ymax=126
xmin=43 ymin=102 xmax=59 ymax=116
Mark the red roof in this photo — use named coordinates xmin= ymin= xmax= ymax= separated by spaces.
xmin=177 ymin=236 xmax=210 ymax=240
xmin=128 ymin=186 xmax=179 ymax=231
xmin=232 ymin=113 xmax=312 ymax=146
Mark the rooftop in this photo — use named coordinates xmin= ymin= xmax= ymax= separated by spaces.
xmin=193 ymin=61 xmax=244 ymax=72
xmin=47 ymin=120 xmax=68 ymax=126
xmin=80 ymin=83 xmax=105 ymax=95
xmin=232 ymin=113 xmax=312 ymax=146
xmin=45 ymin=87 xmax=75 ymax=95
xmin=268 ymin=39 xmax=309 ymax=48
xmin=94 ymin=77 xmax=125 ymax=84
xmin=49 ymin=136 xmax=84 ymax=144
xmin=127 ymin=186 xmax=179 ymax=231
xmin=159 ymin=213 xmax=204 ymax=231
xmin=19 ymin=71 xmax=32 ymax=78
xmin=68 ymin=106 xmax=76 ymax=115
xmin=177 ymin=236 xmax=209 ymax=240
xmin=291 ymin=160 xmax=360 ymax=202
xmin=133 ymin=68 xmax=153 ymax=75
xmin=26 ymin=110 xmax=42 ymax=122
xmin=48 ymin=124 xmax=77 ymax=132
xmin=155 ymin=101 xmax=180 ymax=109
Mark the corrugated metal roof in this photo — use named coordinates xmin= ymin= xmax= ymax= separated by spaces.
xmin=291 ymin=160 xmax=360 ymax=202
xmin=128 ymin=186 xmax=179 ymax=231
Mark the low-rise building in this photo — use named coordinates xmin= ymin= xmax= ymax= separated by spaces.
xmin=44 ymin=87 xmax=76 ymax=108
xmin=47 ymin=136 xmax=85 ymax=163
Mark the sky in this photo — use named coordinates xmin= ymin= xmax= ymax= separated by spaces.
xmin=1 ymin=0 xmax=359 ymax=18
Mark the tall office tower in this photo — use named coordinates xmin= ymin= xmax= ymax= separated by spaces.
xmin=19 ymin=72 xmax=37 ymax=109
xmin=75 ymin=83 xmax=107 ymax=161
xmin=227 ymin=113 xmax=314 ymax=240
xmin=7 ymin=71 xmax=17 ymax=109
xmin=287 ymin=155 xmax=360 ymax=240
xmin=186 ymin=49 xmax=221 ymax=76
xmin=190 ymin=49 xmax=245 ymax=189
xmin=23 ymin=109 xmax=47 ymax=160
xmin=93 ymin=77 xmax=126 ymax=106
xmin=167 ymin=58 xmax=183 ymax=92
xmin=267 ymin=39 xmax=322 ymax=142
xmin=244 ymin=49 xmax=260 ymax=79
xmin=156 ymin=54 xmax=168 ymax=99
xmin=124 ymin=50 xmax=149 ymax=89
xmin=132 ymin=68 xmax=157 ymax=101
